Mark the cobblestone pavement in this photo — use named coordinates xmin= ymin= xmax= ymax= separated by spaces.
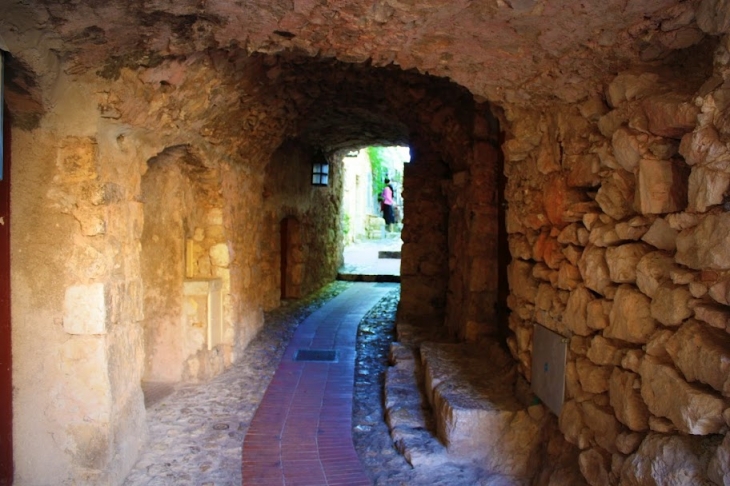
xmin=124 ymin=281 xmax=491 ymax=486
xmin=352 ymin=286 xmax=499 ymax=486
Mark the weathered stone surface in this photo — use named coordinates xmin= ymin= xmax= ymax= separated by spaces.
xmin=679 ymin=124 xmax=730 ymax=168
xmin=635 ymin=251 xmax=676 ymax=298
xmin=640 ymin=218 xmax=677 ymax=251
xmin=696 ymin=0 xmax=730 ymax=34
xmin=620 ymin=433 xmax=722 ymax=485
xmin=605 ymin=243 xmax=652 ymax=284
xmin=649 ymin=283 xmax=693 ymax=326
xmin=605 ymin=285 xmax=657 ymax=344
xmin=645 ymin=329 xmax=674 ymax=360
xmin=606 ymin=71 xmax=660 ymax=108
xmin=533 ymin=232 xmax=565 ymax=269
xmin=557 ymin=223 xmax=582 ymax=246
xmin=209 ymin=243 xmax=230 ymax=267
xmin=559 ymin=399 xmax=589 ymax=449
xmin=562 ymin=245 xmax=583 ymax=266
xmin=543 ymin=174 xmax=589 ymax=229
xmin=621 ymin=350 xmax=644 ymax=374
xmin=708 ymin=433 xmax=730 ymax=486
xmin=586 ymin=338 xmax=619 ymax=370
xmin=578 ymin=246 xmax=612 ymax=296
xmin=688 ymin=166 xmax=730 ymax=212
xmin=509 ymin=234 xmax=533 ymax=260
xmin=586 ymin=300 xmax=611 ymax=331
xmin=609 ymin=368 xmax=649 ymax=431
xmin=666 ymin=211 xmax=700 ymax=231
xmin=421 ymin=342 xmax=548 ymax=479
xmin=582 ymin=400 xmax=622 ymax=453
xmin=665 ymin=320 xmax=730 ymax=397
xmin=614 ymin=219 xmax=650 ymax=242
xmin=611 ymin=128 xmax=643 ymax=172
xmin=557 ymin=262 xmax=582 ymax=291
xmin=693 ymin=302 xmax=730 ymax=330
xmin=642 ymin=94 xmax=699 ymax=138
xmin=5 ymin=1 xmax=727 ymax=484
xmin=648 ymin=415 xmax=677 ymax=434
xmin=578 ymin=448 xmax=611 ymax=486
xmin=670 ymin=267 xmax=695 ymax=285
xmin=677 ymin=213 xmax=730 ymax=270
xmin=595 ymin=170 xmax=636 ymax=221
xmin=565 ymin=154 xmax=602 ymax=188
xmin=639 ymin=356 xmax=729 ymax=435
xmin=615 ymin=431 xmax=644 ymax=455
xmin=564 ymin=286 xmax=594 ymax=336
xmin=709 ymin=277 xmax=730 ymax=306
xmin=589 ymin=221 xmax=624 ymax=248
xmin=576 ymin=358 xmax=611 ymax=394
xmin=63 ymin=283 xmax=108 ymax=335
xmin=508 ymin=260 xmax=539 ymax=303
xmin=635 ymin=158 xmax=689 ymax=215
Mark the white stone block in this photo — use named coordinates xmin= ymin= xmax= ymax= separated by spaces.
xmin=210 ymin=243 xmax=230 ymax=267
xmin=63 ymin=283 xmax=107 ymax=335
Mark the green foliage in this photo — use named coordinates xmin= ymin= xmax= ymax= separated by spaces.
xmin=367 ymin=146 xmax=389 ymax=198
xmin=341 ymin=212 xmax=351 ymax=238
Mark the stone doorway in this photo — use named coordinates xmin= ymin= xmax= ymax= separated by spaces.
xmin=280 ymin=216 xmax=303 ymax=299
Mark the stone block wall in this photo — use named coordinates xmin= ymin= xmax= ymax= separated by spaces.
xmin=399 ymin=147 xmax=450 ymax=329
xmin=443 ymin=106 xmax=503 ymax=342
xmin=501 ymin=36 xmax=730 ymax=484
xmin=261 ymin=140 xmax=345 ymax=310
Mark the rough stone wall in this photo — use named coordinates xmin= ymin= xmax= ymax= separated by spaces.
xmin=399 ymin=144 xmax=450 ymax=329
xmin=6 ymin=52 xmax=277 ymax=484
xmin=443 ymin=105 xmax=503 ymax=341
xmin=141 ymin=145 xmax=235 ymax=383
xmin=261 ymin=140 xmax=345 ymax=310
xmin=10 ymin=74 xmax=149 ymax=484
xmin=502 ymin=36 xmax=730 ymax=485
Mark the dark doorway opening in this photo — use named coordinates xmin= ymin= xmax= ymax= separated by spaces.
xmin=280 ymin=216 xmax=302 ymax=299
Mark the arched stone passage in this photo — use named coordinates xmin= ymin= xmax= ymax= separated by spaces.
xmin=6 ymin=1 xmax=729 ymax=483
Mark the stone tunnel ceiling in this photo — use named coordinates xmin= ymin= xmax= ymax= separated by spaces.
xmin=2 ymin=0 xmax=723 ymax=119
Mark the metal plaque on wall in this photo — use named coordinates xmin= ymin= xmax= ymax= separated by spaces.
xmin=531 ymin=323 xmax=567 ymax=416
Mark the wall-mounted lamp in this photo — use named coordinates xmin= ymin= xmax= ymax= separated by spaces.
xmin=311 ymin=151 xmax=329 ymax=186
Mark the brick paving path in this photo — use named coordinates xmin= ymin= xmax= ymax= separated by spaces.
xmin=242 ymin=283 xmax=392 ymax=485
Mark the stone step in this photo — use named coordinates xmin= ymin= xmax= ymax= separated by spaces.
xmin=385 ymin=343 xmax=450 ymax=467
xmin=420 ymin=341 xmax=550 ymax=481
xmin=385 ymin=339 xmax=586 ymax=485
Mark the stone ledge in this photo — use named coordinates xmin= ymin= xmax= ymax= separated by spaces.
xmin=421 ymin=341 xmax=549 ymax=480
xmin=385 ymin=338 xmax=586 ymax=483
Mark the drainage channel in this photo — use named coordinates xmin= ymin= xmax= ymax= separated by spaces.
xmin=293 ymin=349 xmax=339 ymax=362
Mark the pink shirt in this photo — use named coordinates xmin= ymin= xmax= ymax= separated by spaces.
xmin=382 ymin=185 xmax=394 ymax=205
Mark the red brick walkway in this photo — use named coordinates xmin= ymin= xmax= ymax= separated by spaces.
xmin=242 ymin=283 xmax=392 ymax=485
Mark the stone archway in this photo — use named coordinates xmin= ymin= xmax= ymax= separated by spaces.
xmin=140 ymin=145 xmax=229 ymax=385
